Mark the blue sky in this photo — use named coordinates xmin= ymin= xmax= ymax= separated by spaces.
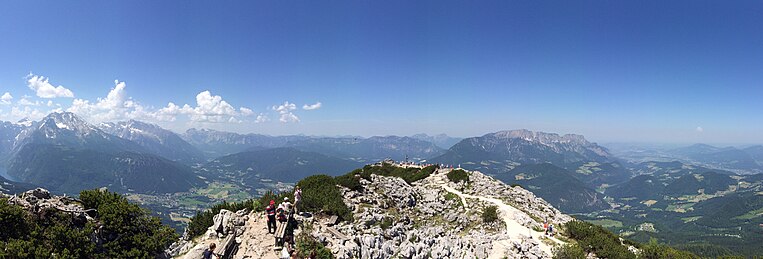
xmin=0 ymin=1 xmax=762 ymax=144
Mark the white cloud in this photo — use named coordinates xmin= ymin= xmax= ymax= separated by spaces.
xmin=239 ymin=107 xmax=254 ymax=116
xmin=696 ymin=126 xmax=704 ymax=133
xmin=11 ymin=106 xmax=47 ymax=121
xmin=303 ymin=102 xmax=322 ymax=110
xmin=0 ymin=92 xmax=12 ymax=105
xmin=272 ymin=101 xmax=300 ymax=123
xmin=67 ymin=80 xmax=151 ymax=122
xmin=18 ymin=96 xmax=42 ymax=106
xmin=26 ymin=73 xmax=74 ymax=98
xmin=255 ymin=113 xmax=269 ymax=123
xmin=2 ymin=74 xmax=293 ymax=129
xmin=155 ymin=102 xmax=192 ymax=122
xmin=155 ymin=91 xmax=254 ymax=123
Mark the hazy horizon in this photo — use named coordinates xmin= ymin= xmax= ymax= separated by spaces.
xmin=1 ymin=1 xmax=762 ymax=144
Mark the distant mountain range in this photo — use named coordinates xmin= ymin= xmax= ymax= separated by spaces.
xmin=429 ymin=129 xmax=622 ymax=212
xmin=0 ymin=112 xmax=453 ymax=195
xmin=183 ymin=129 xmax=446 ymax=162
xmin=432 ymin=129 xmax=612 ymax=170
xmin=410 ymin=133 xmax=462 ymax=149
xmin=283 ymin=136 xmax=444 ymax=163
xmin=204 ymin=147 xmax=362 ymax=184
xmin=611 ymin=143 xmax=763 ymax=174
xmin=99 ymin=120 xmax=206 ymax=164
xmin=4 ymin=112 xmax=203 ymax=194
xmin=182 ymin=128 xmax=307 ymax=157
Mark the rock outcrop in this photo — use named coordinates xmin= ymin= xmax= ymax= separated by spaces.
xmin=309 ymin=168 xmax=570 ymax=259
xmin=3 ymin=188 xmax=93 ymax=223
xmin=169 ymin=209 xmax=250 ymax=258
xmin=170 ymin=165 xmax=574 ymax=259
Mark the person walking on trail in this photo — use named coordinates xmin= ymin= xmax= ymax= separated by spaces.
xmin=293 ymin=186 xmax=303 ymax=215
xmin=548 ymin=224 xmax=554 ymax=236
xmin=543 ymin=221 xmax=549 ymax=236
xmin=266 ymin=200 xmax=277 ymax=234
xmin=202 ymin=243 xmax=222 ymax=259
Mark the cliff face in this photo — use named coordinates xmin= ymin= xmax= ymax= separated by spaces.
xmin=171 ymin=166 xmax=573 ymax=259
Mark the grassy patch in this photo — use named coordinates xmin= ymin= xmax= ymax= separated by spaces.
xmin=586 ymin=219 xmax=623 ymax=228
xmin=444 ymin=192 xmax=463 ymax=207
xmin=641 ymin=200 xmax=658 ymax=207
xmin=732 ymin=207 xmax=763 ymax=220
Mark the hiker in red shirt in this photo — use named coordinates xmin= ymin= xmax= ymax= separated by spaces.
xmin=265 ymin=200 xmax=277 ymax=234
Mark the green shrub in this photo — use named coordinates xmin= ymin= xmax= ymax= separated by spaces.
xmin=444 ymin=192 xmax=463 ymax=207
xmin=0 ymin=189 xmax=177 ymax=259
xmin=639 ymin=238 xmax=700 ymax=259
xmin=447 ymin=169 xmax=469 ymax=183
xmin=79 ymin=189 xmax=177 ymax=258
xmin=359 ymin=164 xmax=437 ymax=184
xmin=564 ymin=220 xmax=636 ymax=259
xmin=482 ymin=205 xmax=499 ymax=223
xmin=0 ymin=198 xmax=30 ymax=240
xmin=553 ymin=243 xmax=587 ymax=259
xmin=295 ymin=223 xmax=334 ymax=259
xmin=335 ymin=173 xmax=362 ymax=191
xmin=297 ymin=175 xmax=353 ymax=221
xmin=675 ymin=243 xmax=737 ymax=258
xmin=380 ymin=218 xmax=393 ymax=230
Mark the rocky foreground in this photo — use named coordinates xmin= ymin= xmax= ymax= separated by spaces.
xmin=171 ymin=166 xmax=572 ymax=259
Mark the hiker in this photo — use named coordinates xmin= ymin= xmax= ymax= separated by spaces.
xmin=266 ymin=200 xmax=277 ymax=234
xmin=277 ymin=206 xmax=288 ymax=223
xmin=543 ymin=221 xmax=549 ymax=236
xmin=281 ymin=197 xmax=293 ymax=214
xmin=202 ymin=243 xmax=221 ymax=259
xmin=293 ymin=186 xmax=302 ymax=215
xmin=548 ymin=224 xmax=554 ymax=236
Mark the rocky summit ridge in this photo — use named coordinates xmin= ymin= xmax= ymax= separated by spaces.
xmin=171 ymin=164 xmax=572 ymax=259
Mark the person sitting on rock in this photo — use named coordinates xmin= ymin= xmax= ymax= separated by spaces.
xmin=265 ymin=200 xmax=277 ymax=234
xmin=277 ymin=206 xmax=288 ymax=223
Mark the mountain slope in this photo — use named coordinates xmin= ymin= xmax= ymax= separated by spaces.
xmin=493 ymin=163 xmax=610 ymax=213
xmin=662 ymin=171 xmax=736 ymax=196
xmin=605 ymin=174 xmax=665 ymax=199
xmin=672 ymin=144 xmax=761 ymax=173
xmin=204 ymin=147 xmax=362 ymax=183
xmin=0 ymin=174 xmax=35 ymax=194
xmin=431 ymin=129 xmax=612 ymax=170
xmin=0 ymin=121 xmax=25 ymax=163
xmin=6 ymin=112 xmax=203 ymax=194
xmin=100 ymin=120 xmax=205 ymax=163
xmin=743 ymin=145 xmax=763 ymax=164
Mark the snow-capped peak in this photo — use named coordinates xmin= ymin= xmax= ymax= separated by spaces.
xmin=38 ymin=112 xmax=97 ymax=136
xmin=14 ymin=118 xmax=33 ymax=127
